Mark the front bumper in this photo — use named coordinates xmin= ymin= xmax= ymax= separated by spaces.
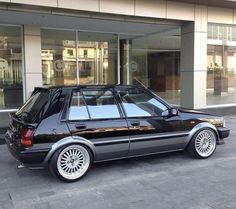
xmin=217 ymin=127 xmax=230 ymax=139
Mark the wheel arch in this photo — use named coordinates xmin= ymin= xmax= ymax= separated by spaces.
xmin=184 ymin=122 xmax=219 ymax=149
xmin=43 ymin=136 xmax=96 ymax=165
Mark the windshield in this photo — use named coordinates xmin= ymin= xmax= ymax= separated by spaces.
xmin=15 ymin=90 xmax=49 ymax=123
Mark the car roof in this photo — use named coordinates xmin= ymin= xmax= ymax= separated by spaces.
xmin=33 ymin=84 xmax=172 ymax=109
xmin=34 ymin=84 xmax=146 ymax=90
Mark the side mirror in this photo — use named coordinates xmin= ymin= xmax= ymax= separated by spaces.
xmin=170 ymin=108 xmax=178 ymax=116
xmin=161 ymin=108 xmax=178 ymax=117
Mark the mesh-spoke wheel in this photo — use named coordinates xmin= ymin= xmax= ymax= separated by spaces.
xmin=188 ymin=128 xmax=217 ymax=159
xmin=49 ymin=144 xmax=92 ymax=182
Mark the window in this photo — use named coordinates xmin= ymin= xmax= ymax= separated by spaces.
xmin=41 ymin=29 xmax=118 ymax=86
xmin=41 ymin=29 xmax=77 ymax=86
xmin=69 ymin=90 xmax=121 ymax=120
xmin=16 ymin=90 xmax=48 ymax=123
xmin=120 ymin=27 xmax=181 ymax=106
xmin=118 ymin=88 xmax=167 ymax=117
xmin=0 ymin=25 xmax=23 ymax=109
xmin=69 ymin=92 xmax=89 ymax=120
xmin=82 ymin=90 xmax=120 ymax=119
xmin=207 ymin=24 xmax=236 ymax=105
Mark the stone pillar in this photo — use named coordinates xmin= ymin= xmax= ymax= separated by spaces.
xmin=180 ymin=6 xmax=207 ymax=109
xmin=23 ymin=25 xmax=42 ymax=99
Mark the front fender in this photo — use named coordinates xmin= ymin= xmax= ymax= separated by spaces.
xmin=184 ymin=122 xmax=220 ymax=148
xmin=42 ymin=136 xmax=96 ymax=165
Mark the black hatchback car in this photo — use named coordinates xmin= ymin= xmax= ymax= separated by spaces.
xmin=5 ymin=85 xmax=230 ymax=182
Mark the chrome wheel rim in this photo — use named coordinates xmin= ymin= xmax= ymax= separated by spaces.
xmin=195 ymin=129 xmax=216 ymax=157
xmin=57 ymin=145 xmax=90 ymax=180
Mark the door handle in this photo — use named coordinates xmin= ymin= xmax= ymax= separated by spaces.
xmin=130 ymin=121 xmax=140 ymax=126
xmin=75 ymin=123 xmax=86 ymax=129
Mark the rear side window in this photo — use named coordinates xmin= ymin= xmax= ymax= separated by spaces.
xmin=68 ymin=90 xmax=121 ymax=120
xmin=15 ymin=90 xmax=48 ymax=123
xmin=83 ymin=90 xmax=120 ymax=119
xmin=69 ymin=92 xmax=89 ymax=120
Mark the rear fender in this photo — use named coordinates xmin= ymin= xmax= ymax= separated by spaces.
xmin=43 ymin=136 xmax=96 ymax=165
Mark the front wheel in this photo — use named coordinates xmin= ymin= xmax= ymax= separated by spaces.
xmin=187 ymin=128 xmax=217 ymax=159
xmin=49 ymin=144 xmax=92 ymax=182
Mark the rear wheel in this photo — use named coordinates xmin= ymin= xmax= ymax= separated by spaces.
xmin=49 ymin=144 xmax=92 ymax=182
xmin=188 ymin=128 xmax=217 ymax=159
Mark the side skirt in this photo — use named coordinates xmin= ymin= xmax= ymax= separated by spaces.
xmin=93 ymin=148 xmax=184 ymax=163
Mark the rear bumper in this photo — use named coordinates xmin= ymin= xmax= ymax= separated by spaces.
xmin=5 ymin=136 xmax=50 ymax=165
xmin=217 ymin=127 xmax=230 ymax=140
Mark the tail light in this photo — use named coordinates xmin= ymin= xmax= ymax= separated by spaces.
xmin=21 ymin=128 xmax=35 ymax=148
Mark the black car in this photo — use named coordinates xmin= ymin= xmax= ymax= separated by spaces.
xmin=5 ymin=85 xmax=230 ymax=182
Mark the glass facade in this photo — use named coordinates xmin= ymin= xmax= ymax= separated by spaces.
xmin=41 ymin=27 xmax=180 ymax=105
xmin=120 ymin=28 xmax=181 ymax=105
xmin=41 ymin=29 xmax=117 ymax=86
xmin=41 ymin=29 xmax=77 ymax=85
xmin=207 ymin=24 xmax=236 ymax=105
xmin=78 ymin=32 xmax=117 ymax=85
xmin=0 ymin=26 xmax=23 ymax=109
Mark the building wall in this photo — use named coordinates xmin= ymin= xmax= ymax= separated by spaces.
xmin=0 ymin=0 xmax=235 ymax=24
xmin=1 ymin=0 xmax=236 ymax=109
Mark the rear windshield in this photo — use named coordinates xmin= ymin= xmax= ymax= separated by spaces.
xmin=15 ymin=90 xmax=49 ymax=123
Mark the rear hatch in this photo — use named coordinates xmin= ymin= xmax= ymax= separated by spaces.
xmin=6 ymin=88 xmax=49 ymax=148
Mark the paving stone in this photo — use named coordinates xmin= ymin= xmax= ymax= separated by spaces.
xmin=0 ymin=116 xmax=235 ymax=209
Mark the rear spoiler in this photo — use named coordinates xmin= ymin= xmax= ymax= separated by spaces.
xmin=32 ymin=87 xmax=49 ymax=96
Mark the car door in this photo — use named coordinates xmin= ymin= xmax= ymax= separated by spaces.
xmin=66 ymin=87 xmax=130 ymax=161
xmin=116 ymin=86 xmax=187 ymax=156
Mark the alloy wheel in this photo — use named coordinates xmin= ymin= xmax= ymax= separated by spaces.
xmin=194 ymin=129 xmax=216 ymax=158
xmin=57 ymin=145 xmax=90 ymax=180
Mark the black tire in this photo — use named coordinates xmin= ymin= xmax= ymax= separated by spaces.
xmin=187 ymin=128 xmax=217 ymax=159
xmin=49 ymin=144 xmax=92 ymax=182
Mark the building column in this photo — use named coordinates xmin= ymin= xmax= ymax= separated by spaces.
xmin=23 ymin=25 xmax=42 ymax=99
xmin=180 ymin=6 xmax=207 ymax=109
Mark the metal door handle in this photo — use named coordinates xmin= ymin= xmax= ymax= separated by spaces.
xmin=130 ymin=121 xmax=140 ymax=126
xmin=75 ymin=123 xmax=86 ymax=129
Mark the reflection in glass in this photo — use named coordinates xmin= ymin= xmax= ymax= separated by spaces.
xmin=69 ymin=91 xmax=89 ymax=120
xmin=78 ymin=32 xmax=117 ymax=85
xmin=119 ymin=89 xmax=167 ymax=117
xmin=120 ymin=27 xmax=181 ymax=105
xmin=0 ymin=26 xmax=23 ymax=109
xmin=41 ymin=30 xmax=117 ymax=86
xmin=82 ymin=90 xmax=120 ymax=119
xmin=207 ymin=24 xmax=236 ymax=105
xmin=41 ymin=29 xmax=77 ymax=85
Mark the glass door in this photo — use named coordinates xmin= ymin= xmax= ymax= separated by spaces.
xmin=78 ymin=32 xmax=117 ymax=85
xmin=41 ymin=29 xmax=77 ymax=86
xmin=120 ymin=28 xmax=181 ymax=105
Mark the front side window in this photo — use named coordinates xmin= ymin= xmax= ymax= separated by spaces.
xmin=118 ymin=88 xmax=168 ymax=118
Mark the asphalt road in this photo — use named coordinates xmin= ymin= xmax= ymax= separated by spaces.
xmin=0 ymin=116 xmax=236 ymax=209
